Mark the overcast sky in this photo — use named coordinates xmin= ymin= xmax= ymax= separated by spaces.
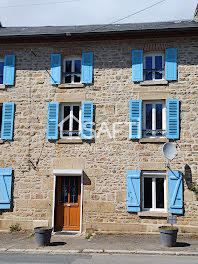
xmin=0 ymin=0 xmax=197 ymax=27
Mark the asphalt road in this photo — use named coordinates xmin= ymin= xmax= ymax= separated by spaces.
xmin=0 ymin=254 xmax=198 ymax=264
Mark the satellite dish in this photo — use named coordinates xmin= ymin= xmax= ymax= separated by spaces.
xmin=162 ymin=143 xmax=177 ymax=161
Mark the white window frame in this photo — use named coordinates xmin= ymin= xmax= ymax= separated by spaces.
xmin=143 ymin=52 xmax=165 ymax=81
xmin=63 ymin=56 xmax=82 ymax=84
xmin=142 ymin=171 xmax=167 ymax=212
xmin=142 ymin=100 xmax=166 ymax=138
xmin=60 ymin=103 xmax=81 ymax=139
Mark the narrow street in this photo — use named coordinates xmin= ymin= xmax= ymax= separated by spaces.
xmin=0 ymin=253 xmax=198 ymax=264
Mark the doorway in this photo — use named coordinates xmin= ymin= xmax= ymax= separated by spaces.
xmin=55 ymin=176 xmax=81 ymax=231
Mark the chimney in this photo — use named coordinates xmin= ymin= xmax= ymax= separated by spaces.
xmin=194 ymin=4 xmax=198 ymax=21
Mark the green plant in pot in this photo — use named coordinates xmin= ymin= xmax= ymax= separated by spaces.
xmin=34 ymin=226 xmax=52 ymax=246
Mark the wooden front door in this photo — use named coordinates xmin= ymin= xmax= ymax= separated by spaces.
xmin=55 ymin=176 xmax=81 ymax=231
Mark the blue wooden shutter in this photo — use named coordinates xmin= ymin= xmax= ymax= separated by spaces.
xmin=81 ymin=101 xmax=93 ymax=139
xmin=82 ymin=52 xmax=93 ymax=84
xmin=1 ymin=102 xmax=14 ymax=140
xmin=168 ymin=171 xmax=183 ymax=214
xmin=3 ymin=55 xmax=15 ymax=85
xmin=165 ymin=48 xmax=177 ymax=81
xmin=47 ymin=102 xmax=59 ymax=140
xmin=132 ymin=50 xmax=143 ymax=82
xmin=0 ymin=168 xmax=12 ymax=209
xmin=167 ymin=99 xmax=179 ymax=139
xmin=51 ymin=54 xmax=61 ymax=85
xmin=127 ymin=170 xmax=141 ymax=212
xmin=129 ymin=100 xmax=142 ymax=139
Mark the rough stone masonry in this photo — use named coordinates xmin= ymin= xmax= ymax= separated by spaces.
xmin=0 ymin=34 xmax=197 ymax=234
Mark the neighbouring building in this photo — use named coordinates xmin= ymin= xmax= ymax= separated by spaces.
xmin=0 ymin=19 xmax=198 ymax=234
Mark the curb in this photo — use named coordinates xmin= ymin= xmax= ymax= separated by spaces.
xmin=0 ymin=248 xmax=198 ymax=256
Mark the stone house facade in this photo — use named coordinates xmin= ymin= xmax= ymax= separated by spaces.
xmin=0 ymin=20 xmax=198 ymax=234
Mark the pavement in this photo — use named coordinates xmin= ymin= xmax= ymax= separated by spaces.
xmin=0 ymin=231 xmax=198 ymax=256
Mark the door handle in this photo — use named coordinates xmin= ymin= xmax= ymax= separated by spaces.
xmin=58 ymin=201 xmax=62 ymax=205
xmin=67 ymin=204 xmax=71 ymax=207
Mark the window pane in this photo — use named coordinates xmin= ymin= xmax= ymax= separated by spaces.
xmin=70 ymin=177 xmax=78 ymax=203
xmin=74 ymin=75 xmax=80 ymax=83
xmin=155 ymin=72 xmax=163 ymax=79
xmin=156 ymin=178 xmax=164 ymax=208
xmin=156 ymin=104 xmax=162 ymax=130
xmin=0 ymin=106 xmax=2 ymax=133
xmin=0 ymin=62 xmax=3 ymax=85
xmin=155 ymin=56 xmax=163 ymax=79
xmin=155 ymin=56 xmax=162 ymax=69
xmin=144 ymin=178 xmax=152 ymax=208
xmin=61 ymin=176 xmax=69 ymax=203
xmin=145 ymin=56 xmax=152 ymax=80
xmin=0 ymin=62 xmax=4 ymax=73
xmin=66 ymin=60 xmax=72 ymax=72
xmin=146 ymin=104 xmax=152 ymax=130
xmin=75 ymin=60 xmax=81 ymax=73
xmin=65 ymin=75 xmax=71 ymax=83
xmin=63 ymin=106 xmax=70 ymax=135
xmin=72 ymin=106 xmax=79 ymax=136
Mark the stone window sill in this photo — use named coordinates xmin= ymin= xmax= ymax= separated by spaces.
xmin=138 ymin=211 xmax=168 ymax=217
xmin=56 ymin=139 xmax=83 ymax=144
xmin=58 ymin=83 xmax=85 ymax=89
xmin=139 ymin=138 xmax=169 ymax=143
xmin=0 ymin=139 xmax=4 ymax=144
xmin=140 ymin=80 xmax=168 ymax=86
xmin=0 ymin=85 xmax=6 ymax=90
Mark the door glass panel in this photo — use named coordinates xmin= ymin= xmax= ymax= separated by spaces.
xmin=144 ymin=177 xmax=152 ymax=208
xmin=156 ymin=178 xmax=164 ymax=208
xmin=70 ymin=177 xmax=78 ymax=203
xmin=61 ymin=177 xmax=69 ymax=203
xmin=72 ymin=106 xmax=79 ymax=136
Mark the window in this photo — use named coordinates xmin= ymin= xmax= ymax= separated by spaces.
xmin=60 ymin=103 xmax=81 ymax=139
xmin=63 ymin=57 xmax=81 ymax=84
xmin=143 ymin=100 xmax=166 ymax=138
xmin=142 ymin=171 xmax=166 ymax=212
xmin=0 ymin=58 xmax=4 ymax=84
xmin=127 ymin=169 xmax=183 ymax=214
xmin=0 ymin=105 xmax=2 ymax=136
xmin=143 ymin=52 xmax=164 ymax=81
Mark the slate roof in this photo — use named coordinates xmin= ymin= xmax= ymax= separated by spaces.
xmin=0 ymin=20 xmax=197 ymax=38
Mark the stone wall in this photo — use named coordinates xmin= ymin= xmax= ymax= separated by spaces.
xmin=0 ymin=36 xmax=197 ymax=233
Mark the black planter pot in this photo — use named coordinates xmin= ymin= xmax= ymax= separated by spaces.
xmin=34 ymin=227 xmax=52 ymax=246
xmin=159 ymin=226 xmax=178 ymax=247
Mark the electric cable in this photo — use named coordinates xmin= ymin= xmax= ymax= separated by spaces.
xmin=0 ymin=0 xmax=80 ymax=9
